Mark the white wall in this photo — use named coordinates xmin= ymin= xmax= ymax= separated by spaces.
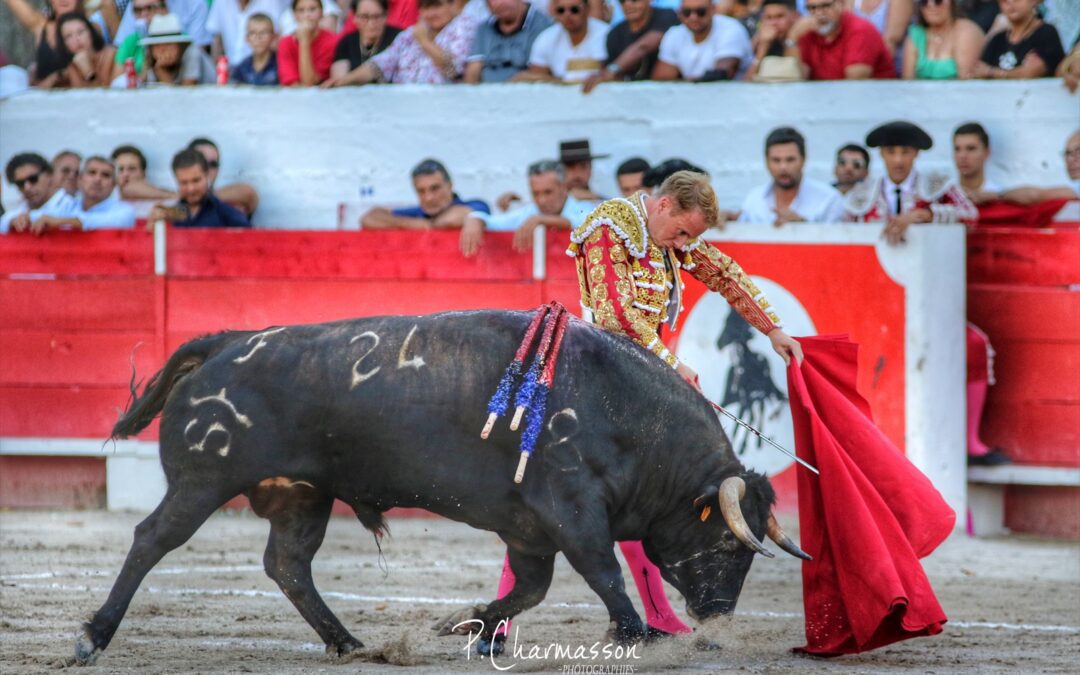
xmin=0 ymin=80 xmax=1075 ymax=227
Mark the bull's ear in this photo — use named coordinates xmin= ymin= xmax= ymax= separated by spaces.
xmin=692 ymin=485 xmax=719 ymax=521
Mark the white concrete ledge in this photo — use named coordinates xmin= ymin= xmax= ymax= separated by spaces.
xmin=968 ymin=465 xmax=1080 ymax=487
xmin=0 ymin=437 xmax=159 ymax=459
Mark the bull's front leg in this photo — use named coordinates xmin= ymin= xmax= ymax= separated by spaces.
xmin=559 ymin=539 xmax=645 ymax=645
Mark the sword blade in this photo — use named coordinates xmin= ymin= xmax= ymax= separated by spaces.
xmin=710 ymin=402 xmax=820 ymax=475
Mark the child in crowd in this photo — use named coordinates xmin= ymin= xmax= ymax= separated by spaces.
xmin=231 ymin=13 xmax=279 ymax=85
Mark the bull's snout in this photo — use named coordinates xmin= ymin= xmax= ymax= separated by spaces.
xmin=686 ymin=597 xmax=736 ymax=622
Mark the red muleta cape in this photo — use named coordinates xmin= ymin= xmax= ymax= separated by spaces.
xmin=787 ymin=335 xmax=955 ymax=656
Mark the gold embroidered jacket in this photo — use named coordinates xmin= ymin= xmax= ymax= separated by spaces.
xmin=566 ymin=193 xmax=781 ymax=368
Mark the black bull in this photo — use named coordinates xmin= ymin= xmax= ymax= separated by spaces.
xmin=76 ymin=310 xmax=808 ymax=664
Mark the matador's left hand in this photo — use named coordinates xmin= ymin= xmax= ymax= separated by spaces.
xmin=768 ymin=328 xmax=804 ymax=366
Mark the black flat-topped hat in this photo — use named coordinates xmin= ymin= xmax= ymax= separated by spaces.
xmin=865 ymin=121 xmax=933 ymax=150
xmin=559 ymin=139 xmax=610 ymax=164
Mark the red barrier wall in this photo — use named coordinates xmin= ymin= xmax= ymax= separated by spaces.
xmin=967 ymin=227 xmax=1080 ymax=536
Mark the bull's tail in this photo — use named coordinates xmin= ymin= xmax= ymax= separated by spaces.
xmin=112 ymin=333 xmax=234 ymax=439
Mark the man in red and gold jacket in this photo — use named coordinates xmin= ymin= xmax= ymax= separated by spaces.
xmin=568 ymin=170 xmax=803 ymax=383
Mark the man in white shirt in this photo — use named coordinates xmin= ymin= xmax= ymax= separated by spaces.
xmin=459 ymin=160 xmax=594 ymax=256
xmin=16 ymin=157 xmax=136 ymax=235
xmin=207 ymin=0 xmax=286 ymax=65
xmin=654 ymin=0 xmax=752 ymax=81
xmin=953 ymin=122 xmax=1078 ymax=206
xmin=519 ymin=0 xmax=610 ymax=82
xmin=1 ymin=153 xmax=77 ymax=235
xmin=739 ymin=126 xmax=845 ymax=226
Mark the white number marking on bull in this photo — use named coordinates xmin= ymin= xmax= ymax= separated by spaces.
xmin=183 ymin=388 xmax=255 ymax=457
xmin=189 ymin=388 xmax=254 ymax=428
xmin=185 ymin=419 xmax=233 ymax=456
xmin=233 ymin=327 xmax=287 ymax=364
xmin=397 ymin=324 xmax=426 ymax=370
xmin=547 ymin=408 xmax=579 ymax=445
xmin=349 ymin=332 xmax=381 ymax=389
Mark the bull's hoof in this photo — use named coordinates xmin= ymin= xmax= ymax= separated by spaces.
xmin=605 ymin=620 xmax=646 ymax=647
xmin=432 ymin=604 xmax=487 ymax=636
xmin=476 ymin=634 xmax=506 ymax=657
xmin=326 ymin=637 xmax=364 ymax=657
xmin=74 ymin=625 xmax=101 ymax=666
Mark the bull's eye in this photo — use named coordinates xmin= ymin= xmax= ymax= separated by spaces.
xmin=722 ymin=530 xmax=737 ymax=544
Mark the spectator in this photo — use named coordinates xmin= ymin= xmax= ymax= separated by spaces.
xmin=149 ymin=149 xmax=251 ymax=228
xmin=739 ymin=126 xmax=846 ymax=226
xmin=843 ymin=120 xmax=976 ymax=245
xmin=955 ymin=123 xmax=1079 ymax=204
xmin=1 ymin=153 xmax=76 ymax=234
xmin=560 ymin=138 xmax=608 ymax=201
xmin=207 ymin=0 xmax=284 ymax=66
xmin=278 ymin=0 xmax=343 ymax=34
xmin=114 ymin=0 xmax=212 ymax=48
xmin=51 ymin=150 xmax=81 ymax=197
xmin=188 ymin=138 xmax=261 ymax=218
xmin=833 ymin=142 xmax=869 ymax=193
xmin=111 ymin=144 xmax=176 ymax=200
xmin=111 ymin=0 xmax=171 ymax=83
xmin=459 ymin=159 xmax=594 ymax=255
xmin=2 ymin=0 xmax=117 ymax=85
xmin=975 ymin=0 xmax=1065 ymax=79
xmin=360 ymin=159 xmax=490 ymax=229
xmin=324 ymin=0 xmax=478 ymax=85
xmin=1059 ymin=40 xmax=1080 ymax=92
xmin=902 ymin=0 xmax=985 ymax=79
xmin=616 ymin=157 xmax=651 ymax=196
xmin=1068 ymin=130 xmax=1080 ymax=196
xmin=141 ymin=13 xmax=217 ymax=85
xmin=746 ymin=0 xmax=805 ymax=80
xmin=643 ymin=157 xmax=707 ymax=191
xmin=798 ymin=0 xmax=895 ymax=79
xmin=848 ymin=0 xmax=913 ymax=57
xmin=278 ymin=0 xmax=338 ymax=85
xmin=464 ymin=0 xmax=553 ymax=83
xmin=42 ymin=13 xmax=116 ymax=89
xmin=231 ymin=13 xmax=280 ymax=85
xmin=329 ymin=0 xmax=401 ymax=81
xmin=952 ymin=122 xmax=1002 ymax=197
xmin=654 ymin=0 xmax=753 ymax=81
xmin=582 ymin=0 xmax=678 ymax=92
xmin=28 ymin=157 xmax=137 ymax=234
xmin=519 ymin=0 xmax=609 ymax=82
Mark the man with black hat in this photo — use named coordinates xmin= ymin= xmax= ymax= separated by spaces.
xmin=559 ymin=138 xmax=608 ymax=203
xmin=844 ymin=120 xmax=975 ymax=245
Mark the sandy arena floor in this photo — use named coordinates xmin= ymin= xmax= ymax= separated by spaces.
xmin=1 ymin=510 xmax=1078 ymax=674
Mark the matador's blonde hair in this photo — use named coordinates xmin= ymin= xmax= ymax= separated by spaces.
xmin=657 ymin=170 xmax=720 ymax=228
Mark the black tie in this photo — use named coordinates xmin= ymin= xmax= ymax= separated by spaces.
xmin=894 ymin=187 xmax=903 ymax=215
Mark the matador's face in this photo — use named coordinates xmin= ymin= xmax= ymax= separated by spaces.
xmin=648 ymin=196 xmax=708 ymax=250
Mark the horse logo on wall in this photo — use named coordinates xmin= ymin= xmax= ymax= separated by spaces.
xmin=675 ymin=278 xmax=816 ymax=477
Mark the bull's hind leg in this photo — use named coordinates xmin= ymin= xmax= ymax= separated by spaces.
xmin=257 ymin=487 xmax=363 ymax=656
xmin=76 ymin=484 xmax=231 ymax=664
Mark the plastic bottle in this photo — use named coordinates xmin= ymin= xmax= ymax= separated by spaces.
xmin=216 ymin=56 xmax=229 ymax=85
xmin=124 ymin=58 xmax=137 ymax=89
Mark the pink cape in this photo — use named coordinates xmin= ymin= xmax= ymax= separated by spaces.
xmin=787 ymin=335 xmax=955 ymax=656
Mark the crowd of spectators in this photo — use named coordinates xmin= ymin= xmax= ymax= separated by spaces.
xmin=1 ymin=0 xmax=1077 ymax=89
xmin=3 ymin=126 xmax=1075 ymax=241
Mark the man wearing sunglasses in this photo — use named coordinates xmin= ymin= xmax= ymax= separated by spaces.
xmin=653 ymin=0 xmax=753 ymax=81
xmin=581 ymin=0 xmax=678 ymax=93
xmin=520 ymin=0 xmax=610 ymax=82
xmin=23 ymin=157 xmax=137 ymax=235
xmin=1 ymin=153 xmax=77 ymax=235
xmin=833 ymin=143 xmax=869 ymax=194
xmin=797 ymin=0 xmax=894 ymax=80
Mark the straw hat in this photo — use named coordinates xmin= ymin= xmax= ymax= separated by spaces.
xmin=140 ymin=14 xmax=193 ymax=46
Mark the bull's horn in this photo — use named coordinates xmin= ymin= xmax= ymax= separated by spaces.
xmin=766 ymin=513 xmax=812 ymax=561
xmin=718 ymin=477 xmax=774 ymax=558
